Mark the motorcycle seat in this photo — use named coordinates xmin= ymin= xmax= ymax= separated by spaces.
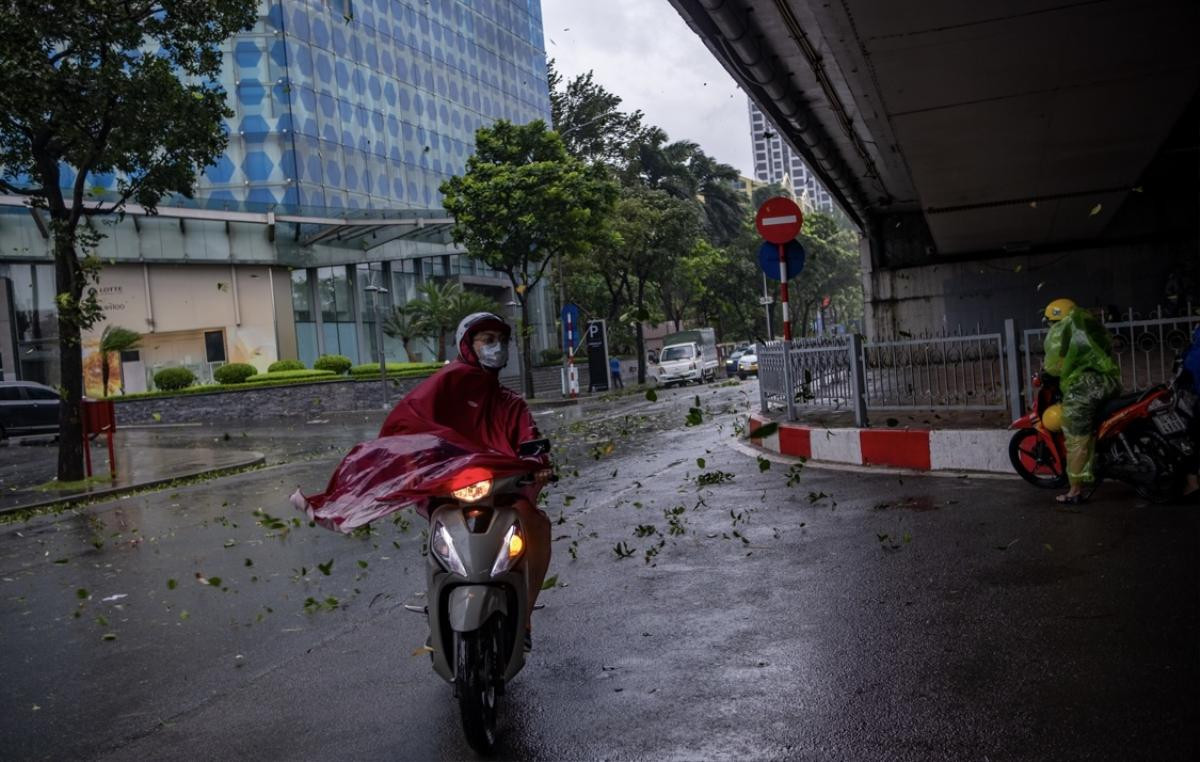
xmin=1100 ymin=387 xmax=1162 ymax=418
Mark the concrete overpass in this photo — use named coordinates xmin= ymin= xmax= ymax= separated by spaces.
xmin=668 ymin=0 xmax=1200 ymax=335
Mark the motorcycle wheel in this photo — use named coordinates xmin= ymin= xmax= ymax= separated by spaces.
xmin=1009 ymin=428 xmax=1067 ymax=489
xmin=1130 ymin=431 xmax=1185 ymax=504
xmin=455 ymin=618 xmax=502 ymax=754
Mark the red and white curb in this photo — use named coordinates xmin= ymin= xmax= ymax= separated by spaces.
xmin=747 ymin=415 xmax=1014 ymax=474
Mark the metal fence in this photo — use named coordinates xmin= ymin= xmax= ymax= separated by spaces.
xmin=862 ymin=334 xmax=1008 ymax=410
xmin=1022 ymin=306 xmax=1199 ymax=404
xmin=759 ymin=322 xmax=1022 ymax=425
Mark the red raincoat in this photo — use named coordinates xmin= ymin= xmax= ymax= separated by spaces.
xmin=292 ymin=359 xmax=545 ymax=532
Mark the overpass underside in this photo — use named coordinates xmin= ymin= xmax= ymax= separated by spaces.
xmin=668 ymin=0 xmax=1200 ymax=334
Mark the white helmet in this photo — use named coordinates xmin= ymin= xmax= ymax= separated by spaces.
xmin=455 ymin=312 xmax=510 ymax=363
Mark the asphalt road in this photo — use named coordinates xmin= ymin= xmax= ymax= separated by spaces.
xmin=0 ymin=381 xmax=1196 ymax=761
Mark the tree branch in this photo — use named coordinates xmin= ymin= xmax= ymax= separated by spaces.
xmin=0 ymin=179 xmax=45 ymax=196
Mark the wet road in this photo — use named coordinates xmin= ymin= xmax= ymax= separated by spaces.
xmin=0 ymin=381 xmax=1196 ymax=761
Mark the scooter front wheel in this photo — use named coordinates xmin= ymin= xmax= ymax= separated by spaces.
xmin=455 ymin=619 xmax=502 ymax=753
xmin=1009 ymin=428 xmax=1067 ymax=489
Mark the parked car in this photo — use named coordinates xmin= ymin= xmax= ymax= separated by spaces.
xmin=737 ymin=352 xmax=759 ymax=379
xmin=0 ymin=381 xmax=62 ymax=439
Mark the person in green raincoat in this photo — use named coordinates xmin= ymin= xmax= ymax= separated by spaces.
xmin=1041 ymin=298 xmax=1121 ymax=504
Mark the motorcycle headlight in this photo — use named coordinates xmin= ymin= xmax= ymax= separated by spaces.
xmin=452 ymin=478 xmax=492 ymax=502
xmin=490 ymin=523 xmax=525 ymax=577
xmin=431 ymin=521 xmax=467 ymax=576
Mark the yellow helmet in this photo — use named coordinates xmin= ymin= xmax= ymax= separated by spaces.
xmin=1041 ymin=403 xmax=1064 ymax=433
xmin=1044 ymin=298 xmax=1077 ymax=322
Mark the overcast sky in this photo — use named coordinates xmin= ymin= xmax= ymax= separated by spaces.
xmin=540 ymin=0 xmax=755 ymax=178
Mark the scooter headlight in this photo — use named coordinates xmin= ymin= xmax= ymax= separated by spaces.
xmin=451 ymin=478 xmax=492 ymax=503
xmin=490 ymin=522 xmax=525 ymax=577
xmin=431 ymin=521 xmax=467 ymax=576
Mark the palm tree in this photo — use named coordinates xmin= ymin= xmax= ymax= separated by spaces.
xmin=381 ymin=302 xmax=428 ymax=362
xmin=98 ymin=325 xmax=140 ymax=395
xmin=449 ymin=287 xmax=503 ymax=328
xmin=409 ymin=280 xmax=464 ymax=362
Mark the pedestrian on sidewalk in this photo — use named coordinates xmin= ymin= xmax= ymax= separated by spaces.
xmin=610 ymin=356 xmax=624 ymax=389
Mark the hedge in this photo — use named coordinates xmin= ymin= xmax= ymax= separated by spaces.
xmin=153 ymin=366 xmax=197 ymax=391
xmin=268 ymin=359 xmax=305 ymax=373
xmin=213 ymin=363 xmax=257 ymax=384
xmin=313 ymin=354 xmax=353 ymax=374
xmin=244 ymin=369 xmax=337 ymax=383
xmin=348 ymin=362 xmax=442 ymax=377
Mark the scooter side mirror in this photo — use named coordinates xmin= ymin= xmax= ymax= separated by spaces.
xmin=518 ymin=438 xmax=551 ymax=457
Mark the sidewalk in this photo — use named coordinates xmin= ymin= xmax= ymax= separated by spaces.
xmin=0 ymin=439 xmax=264 ymax=515
xmin=747 ymin=411 xmax=1015 ymax=474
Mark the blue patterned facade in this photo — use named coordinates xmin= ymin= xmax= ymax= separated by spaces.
xmin=199 ymin=0 xmax=550 ymax=212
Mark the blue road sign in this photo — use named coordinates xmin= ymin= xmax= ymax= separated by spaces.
xmin=758 ymin=240 xmax=807 ymax=281
xmin=561 ymin=302 xmax=582 ymax=353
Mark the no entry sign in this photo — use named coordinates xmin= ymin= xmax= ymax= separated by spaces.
xmin=755 ymin=196 xmax=804 ymax=244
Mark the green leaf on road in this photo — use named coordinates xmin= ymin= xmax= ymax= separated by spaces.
xmin=151 ymin=412 xmax=162 ymax=422
xmin=317 ymin=559 xmax=333 ymax=576
xmin=696 ymin=457 xmax=706 ymax=469
xmin=757 ymin=456 xmax=771 ymax=472
xmin=685 ymin=407 xmax=704 ymax=426
xmin=750 ymin=422 xmax=779 ymax=439
xmin=541 ymin=575 xmax=559 ymax=590
xmin=76 ymin=588 xmax=88 ymax=600
xmin=101 ymin=633 xmax=117 ymax=641
xmin=166 ymin=579 xmax=177 ymax=590
xmin=645 ymin=388 xmax=657 ymax=402
xmin=357 ymin=560 xmax=368 ymax=569
xmin=52 ymin=558 xmax=69 ymax=565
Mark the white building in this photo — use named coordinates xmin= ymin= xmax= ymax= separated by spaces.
xmin=747 ymin=99 xmax=836 ymax=215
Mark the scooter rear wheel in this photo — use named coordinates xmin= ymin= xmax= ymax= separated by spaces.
xmin=456 ymin=618 xmax=502 ymax=753
xmin=1009 ymin=428 xmax=1067 ymax=489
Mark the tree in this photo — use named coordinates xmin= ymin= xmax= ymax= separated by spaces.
xmin=610 ymin=187 xmax=703 ymax=383
xmin=441 ymin=120 xmax=618 ymax=397
xmin=0 ymin=0 xmax=256 ymax=480
xmin=97 ymin=325 xmax=140 ymax=396
xmin=548 ymin=61 xmax=644 ymax=166
xmin=409 ymin=281 xmax=462 ymax=362
xmin=382 ymin=303 xmax=427 ymax=362
xmin=789 ymin=212 xmax=863 ymax=336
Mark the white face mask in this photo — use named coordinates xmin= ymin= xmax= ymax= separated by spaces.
xmin=477 ymin=341 xmax=509 ymax=369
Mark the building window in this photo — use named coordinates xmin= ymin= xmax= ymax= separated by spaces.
xmin=291 ymin=269 xmax=312 ymax=323
xmin=204 ymin=331 xmax=226 ymax=363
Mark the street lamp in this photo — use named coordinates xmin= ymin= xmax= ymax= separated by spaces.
xmin=506 ymin=298 xmax=526 ymax=397
xmin=364 ymin=281 xmax=390 ymax=410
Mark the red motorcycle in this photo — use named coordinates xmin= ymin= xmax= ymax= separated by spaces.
xmin=1008 ymin=370 xmax=1196 ymax=502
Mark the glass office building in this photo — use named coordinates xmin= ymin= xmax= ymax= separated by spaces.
xmin=0 ymin=0 xmax=553 ymax=385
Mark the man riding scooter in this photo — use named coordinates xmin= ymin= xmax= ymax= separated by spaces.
xmin=1041 ymin=299 xmax=1121 ymax=505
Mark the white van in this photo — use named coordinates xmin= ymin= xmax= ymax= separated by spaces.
xmin=655 ymin=328 xmax=719 ymax=386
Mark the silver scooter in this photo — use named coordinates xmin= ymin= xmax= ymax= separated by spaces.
xmin=405 ymin=439 xmax=550 ymax=753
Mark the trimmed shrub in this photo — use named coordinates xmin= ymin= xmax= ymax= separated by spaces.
xmin=153 ymin=366 xmax=197 ymax=391
xmin=313 ymin=354 xmax=353 ymax=374
xmin=213 ymin=362 xmax=258 ymax=384
xmin=540 ymin=348 xmax=564 ymax=365
xmin=244 ymin=369 xmax=338 ymax=383
xmin=268 ymin=359 xmax=305 ymax=373
xmin=349 ymin=361 xmax=442 ymax=377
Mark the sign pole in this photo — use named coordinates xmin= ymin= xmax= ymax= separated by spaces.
xmin=566 ymin=312 xmax=577 ymax=399
xmin=778 ymin=243 xmax=791 ymax=341
xmin=778 ymin=243 xmax=797 ymax=421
